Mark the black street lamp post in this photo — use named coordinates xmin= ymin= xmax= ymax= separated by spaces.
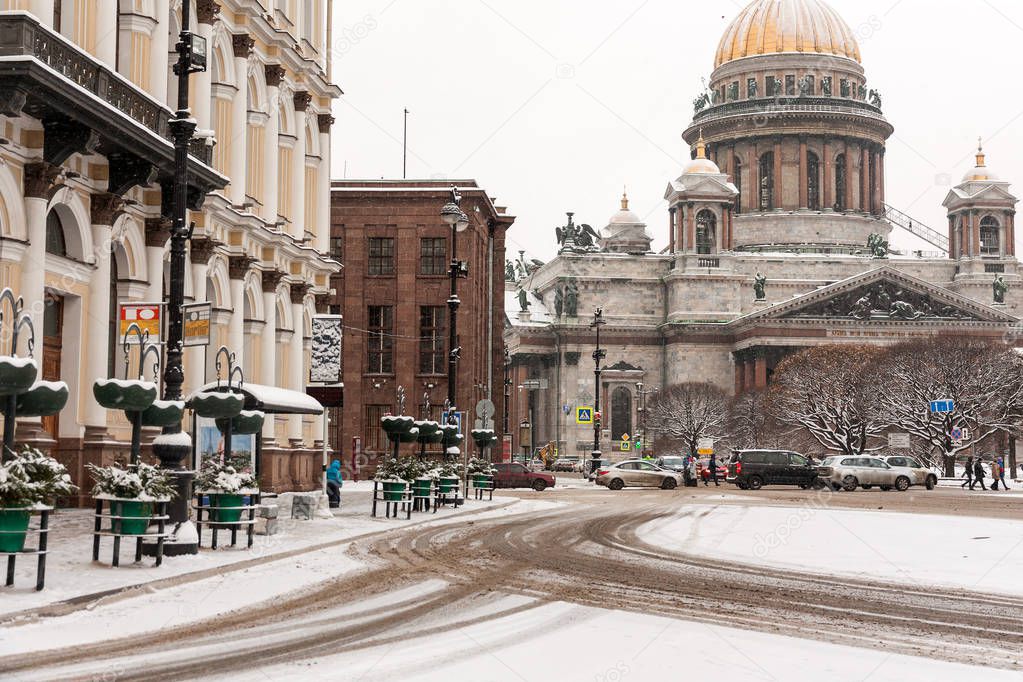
xmin=590 ymin=307 xmax=606 ymax=476
xmin=440 ymin=189 xmax=469 ymax=426
xmin=636 ymin=382 xmax=657 ymax=457
xmin=147 ymin=3 xmax=207 ymax=557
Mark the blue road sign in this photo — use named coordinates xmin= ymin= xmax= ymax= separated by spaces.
xmin=929 ymin=400 xmax=955 ymax=414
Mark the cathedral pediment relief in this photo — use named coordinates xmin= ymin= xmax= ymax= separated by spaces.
xmin=735 ymin=268 xmax=1016 ymax=326
xmin=605 ymin=360 xmax=643 ymax=372
xmin=783 ymin=281 xmax=982 ymax=321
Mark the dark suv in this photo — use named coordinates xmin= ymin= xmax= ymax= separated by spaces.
xmin=727 ymin=450 xmax=818 ymax=490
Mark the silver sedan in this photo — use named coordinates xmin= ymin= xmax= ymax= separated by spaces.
xmin=595 ymin=460 xmax=683 ymax=490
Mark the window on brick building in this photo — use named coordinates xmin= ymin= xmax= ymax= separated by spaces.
xmin=419 ymin=237 xmax=447 ymax=275
xmin=367 ymin=305 xmax=394 ymax=374
xmin=759 ymin=153 xmax=774 ymax=211
xmin=367 ymin=237 xmax=395 ymax=275
xmin=418 ymin=306 xmax=446 ymax=374
xmin=365 ymin=404 xmax=390 ymax=452
xmin=329 ymin=235 xmax=343 ymax=261
xmin=696 ymin=210 xmax=716 ymax=255
xmin=834 ymin=154 xmax=847 ymax=211
xmin=981 ymin=217 xmax=1001 ymax=255
xmin=807 ymin=151 xmax=821 ymax=211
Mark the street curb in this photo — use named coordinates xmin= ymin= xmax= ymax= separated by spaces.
xmin=0 ymin=499 xmax=518 ymax=626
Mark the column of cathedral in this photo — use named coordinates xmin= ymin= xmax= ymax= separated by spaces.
xmin=773 ymin=137 xmax=783 ymax=209
xmin=823 ymin=138 xmax=833 ymax=209
xmin=149 ymin=0 xmax=170 ymax=103
xmin=798 ymin=136 xmax=808 ymax=210
xmin=94 ymin=0 xmax=118 ymax=66
xmin=1008 ymin=212 xmax=1016 ymax=257
xmin=668 ymin=208 xmax=676 ymax=253
xmin=22 ymin=164 xmax=59 ymax=354
xmin=844 ymin=142 xmax=855 ymax=211
xmin=193 ymin=2 xmax=220 ymax=134
xmin=317 ymin=114 xmax=334 ymax=253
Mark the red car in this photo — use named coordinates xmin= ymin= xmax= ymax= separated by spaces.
xmin=493 ymin=463 xmax=556 ymax=491
xmin=698 ymin=458 xmax=728 ymax=482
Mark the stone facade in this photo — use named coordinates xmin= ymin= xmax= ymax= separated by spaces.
xmin=505 ymin=0 xmax=1021 ymax=460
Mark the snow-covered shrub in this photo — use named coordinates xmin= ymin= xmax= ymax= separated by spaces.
xmin=467 ymin=457 xmax=496 ymax=477
xmin=194 ymin=458 xmax=258 ymax=493
xmin=0 ymin=447 xmax=77 ymax=507
xmin=87 ymin=462 xmax=175 ymax=501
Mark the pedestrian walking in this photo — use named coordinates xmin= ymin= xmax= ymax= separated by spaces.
xmin=991 ymin=458 xmax=1001 ymax=490
xmin=706 ymin=453 xmax=720 ymax=487
xmin=962 ymin=456 xmax=974 ymax=489
xmin=972 ymin=457 xmax=987 ymax=491
xmin=998 ymin=457 xmax=1011 ymax=491
xmin=326 ymin=459 xmax=343 ymax=508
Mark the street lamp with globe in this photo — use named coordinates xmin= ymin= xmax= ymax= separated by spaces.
xmin=440 ymin=188 xmax=470 ymax=425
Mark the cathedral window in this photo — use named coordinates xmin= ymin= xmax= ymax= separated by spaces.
xmin=785 ymin=75 xmax=796 ymax=96
xmin=728 ymin=81 xmax=740 ymax=101
xmin=747 ymin=78 xmax=758 ymax=98
xmin=759 ymin=153 xmax=775 ymax=211
xmin=766 ymin=77 xmax=779 ymax=97
xmin=981 ymin=217 xmax=1001 ymax=255
xmin=821 ymin=77 xmax=832 ymax=96
xmin=611 ymin=386 xmax=633 ymax=443
xmin=807 ymin=151 xmax=821 ymax=210
xmin=834 ymin=154 xmax=847 ymax=211
xmin=840 ymin=79 xmax=851 ymax=97
xmin=696 ymin=210 xmax=717 ymax=254
xmin=800 ymin=75 xmax=814 ymax=96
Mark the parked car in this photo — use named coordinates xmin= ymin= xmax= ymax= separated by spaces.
xmin=553 ymin=457 xmax=582 ymax=472
xmin=816 ymin=456 xmax=912 ymax=492
xmin=726 ymin=450 xmax=819 ymax=490
xmin=881 ymin=455 xmax=938 ymax=490
xmin=587 ymin=458 xmax=613 ymax=482
xmin=594 ymin=460 xmax=683 ymax=490
xmin=655 ymin=456 xmax=686 ymax=473
xmin=493 ymin=463 xmax=556 ymax=491
xmin=697 ymin=457 xmax=728 ymax=482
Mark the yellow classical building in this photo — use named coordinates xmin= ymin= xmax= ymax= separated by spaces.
xmin=0 ymin=0 xmax=341 ymax=494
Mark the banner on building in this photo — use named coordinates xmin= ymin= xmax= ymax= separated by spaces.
xmin=309 ymin=315 xmax=343 ymax=383
xmin=120 ymin=303 xmax=163 ymax=345
xmin=182 ymin=302 xmax=212 ymax=347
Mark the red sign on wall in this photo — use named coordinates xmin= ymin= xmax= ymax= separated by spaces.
xmin=502 ymin=434 xmax=512 ymax=463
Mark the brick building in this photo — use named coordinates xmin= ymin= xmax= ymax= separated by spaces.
xmin=330 ymin=180 xmax=514 ymax=476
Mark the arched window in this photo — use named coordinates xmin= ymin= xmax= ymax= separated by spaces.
xmin=834 ymin=154 xmax=847 ymax=211
xmin=759 ymin=153 xmax=774 ymax=211
xmin=733 ymin=157 xmax=743 ymax=214
xmin=611 ymin=386 xmax=633 ymax=443
xmin=981 ymin=216 xmax=1001 ymax=255
xmin=807 ymin=151 xmax=821 ymax=210
xmin=696 ymin=210 xmax=717 ymax=255
xmin=45 ymin=210 xmax=67 ymax=257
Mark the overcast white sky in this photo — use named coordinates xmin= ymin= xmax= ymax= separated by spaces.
xmin=329 ymin=0 xmax=1023 ymax=261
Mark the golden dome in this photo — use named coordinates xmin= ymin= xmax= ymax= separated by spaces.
xmin=715 ymin=0 xmax=861 ymax=69
xmin=963 ymin=138 xmax=998 ymax=182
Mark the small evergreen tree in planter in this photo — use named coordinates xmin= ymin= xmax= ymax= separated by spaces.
xmin=467 ymin=457 xmax=497 ymax=490
xmin=435 ymin=460 xmax=463 ymax=494
xmin=374 ymin=456 xmax=422 ymax=501
xmin=0 ymin=447 xmax=76 ymax=552
xmin=87 ymin=463 xmax=175 ymax=535
xmin=194 ymin=459 xmax=258 ymax=523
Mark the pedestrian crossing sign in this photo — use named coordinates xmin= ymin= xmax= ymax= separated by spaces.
xmin=576 ymin=407 xmax=593 ymax=424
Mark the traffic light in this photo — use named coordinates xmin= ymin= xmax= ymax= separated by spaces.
xmin=594 ymin=411 xmax=602 ymax=428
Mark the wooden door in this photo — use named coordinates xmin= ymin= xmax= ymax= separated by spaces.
xmin=41 ymin=294 xmax=63 ymax=439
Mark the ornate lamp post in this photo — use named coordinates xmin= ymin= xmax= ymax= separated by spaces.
xmin=590 ymin=307 xmax=606 ymax=475
xmin=148 ymin=2 xmax=207 ymax=556
xmin=440 ymin=189 xmax=469 ymax=421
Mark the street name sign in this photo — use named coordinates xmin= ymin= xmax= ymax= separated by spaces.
xmin=930 ymin=399 xmax=955 ymax=413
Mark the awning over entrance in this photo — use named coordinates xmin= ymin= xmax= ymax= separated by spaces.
xmin=187 ymin=383 xmax=324 ymax=415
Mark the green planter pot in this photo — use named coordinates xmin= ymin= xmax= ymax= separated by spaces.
xmin=0 ymin=508 xmax=30 ymax=553
xmin=215 ymin=410 xmax=265 ymax=436
xmin=381 ymin=415 xmax=415 ymax=437
xmin=438 ymin=476 xmax=460 ymax=494
xmin=16 ymin=381 xmax=69 ymax=417
xmin=109 ymin=499 xmax=152 ymax=536
xmin=381 ymin=480 xmax=407 ymax=502
xmin=0 ymin=357 xmax=38 ymax=397
xmin=190 ymin=391 xmax=245 ymax=419
xmin=210 ymin=493 xmax=245 ymax=523
xmin=93 ymin=379 xmax=157 ymax=412
xmin=473 ymin=474 xmax=494 ymax=490
xmin=412 ymin=478 xmax=433 ymax=499
xmin=141 ymin=400 xmax=185 ymax=428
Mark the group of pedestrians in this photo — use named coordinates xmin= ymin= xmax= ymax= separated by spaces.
xmin=961 ymin=456 xmax=1011 ymax=491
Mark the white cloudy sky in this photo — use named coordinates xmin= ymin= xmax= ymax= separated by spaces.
xmin=329 ymin=0 xmax=1023 ymax=261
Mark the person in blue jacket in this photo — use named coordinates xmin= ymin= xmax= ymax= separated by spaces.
xmin=326 ymin=459 xmax=343 ymax=508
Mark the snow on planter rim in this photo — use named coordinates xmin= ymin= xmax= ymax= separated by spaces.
xmin=95 ymin=378 xmax=158 ymax=391
xmin=94 ymin=493 xmax=172 ymax=503
xmin=0 ymin=356 xmax=38 ymax=369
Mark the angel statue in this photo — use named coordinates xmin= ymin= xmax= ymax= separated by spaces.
xmin=556 ymin=213 xmax=580 ymax=250
xmin=753 ymin=272 xmax=767 ymax=301
xmin=505 ymin=260 xmax=516 ymax=282
xmin=575 ymin=223 xmax=601 ymax=250
xmin=994 ymin=275 xmax=1009 ymax=305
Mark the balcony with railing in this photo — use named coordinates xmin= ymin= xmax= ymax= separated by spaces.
xmin=690 ymin=95 xmax=889 ymax=128
xmin=0 ymin=13 xmax=225 ymax=189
